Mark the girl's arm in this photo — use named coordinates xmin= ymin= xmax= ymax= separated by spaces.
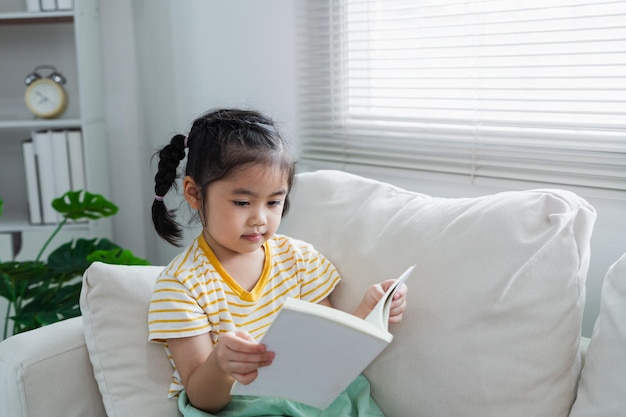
xmin=167 ymin=331 xmax=274 ymax=413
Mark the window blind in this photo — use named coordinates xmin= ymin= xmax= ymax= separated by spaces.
xmin=297 ymin=0 xmax=626 ymax=192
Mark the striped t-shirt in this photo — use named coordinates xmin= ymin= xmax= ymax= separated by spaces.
xmin=148 ymin=233 xmax=341 ymax=397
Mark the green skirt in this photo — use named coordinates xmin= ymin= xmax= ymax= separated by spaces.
xmin=178 ymin=374 xmax=384 ymax=417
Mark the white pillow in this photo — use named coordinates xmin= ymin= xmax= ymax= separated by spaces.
xmin=569 ymin=253 xmax=626 ymax=417
xmin=80 ymin=262 xmax=178 ymax=417
xmin=279 ymin=170 xmax=596 ymax=417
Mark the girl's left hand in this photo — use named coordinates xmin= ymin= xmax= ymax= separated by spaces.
xmin=386 ymin=281 xmax=408 ymax=324
xmin=355 ymin=280 xmax=408 ymax=323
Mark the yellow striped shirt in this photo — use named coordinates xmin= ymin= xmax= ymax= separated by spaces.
xmin=148 ymin=233 xmax=341 ymax=397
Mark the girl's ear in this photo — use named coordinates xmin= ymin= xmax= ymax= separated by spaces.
xmin=183 ymin=176 xmax=202 ymax=210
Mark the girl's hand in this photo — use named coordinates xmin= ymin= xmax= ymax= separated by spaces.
xmin=385 ymin=280 xmax=408 ymax=324
xmin=213 ymin=331 xmax=275 ymax=385
xmin=354 ymin=280 xmax=408 ymax=324
xmin=167 ymin=331 xmax=274 ymax=413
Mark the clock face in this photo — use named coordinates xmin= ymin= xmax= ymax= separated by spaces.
xmin=24 ymin=78 xmax=68 ymax=119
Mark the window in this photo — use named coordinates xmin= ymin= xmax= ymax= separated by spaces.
xmin=297 ymin=0 xmax=626 ymax=192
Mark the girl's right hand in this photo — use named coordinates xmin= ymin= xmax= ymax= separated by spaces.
xmin=213 ymin=331 xmax=275 ymax=385
xmin=168 ymin=331 xmax=273 ymax=412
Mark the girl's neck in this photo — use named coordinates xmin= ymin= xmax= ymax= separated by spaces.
xmin=202 ymin=231 xmax=267 ymax=292
xmin=220 ymin=248 xmax=266 ymax=292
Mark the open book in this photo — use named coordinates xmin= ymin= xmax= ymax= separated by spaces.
xmin=230 ymin=265 xmax=415 ymax=409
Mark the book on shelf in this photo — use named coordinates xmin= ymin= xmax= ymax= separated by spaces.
xmin=40 ymin=0 xmax=57 ymax=11
xmin=230 ymin=264 xmax=415 ymax=409
xmin=22 ymin=140 xmax=42 ymax=225
xmin=66 ymin=130 xmax=86 ymax=192
xmin=25 ymin=129 xmax=86 ymax=225
xmin=56 ymin=0 xmax=74 ymax=11
xmin=33 ymin=130 xmax=59 ymax=224
xmin=51 ymin=130 xmax=72 ymax=214
xmin=25 ymin=0 xmax=40 ymax=12
xmin=34 ymin=0 xmax=74 ymax=11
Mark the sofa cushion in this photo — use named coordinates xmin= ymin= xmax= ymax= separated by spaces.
xmin=278 ymin=170 xmax=596 ymax=417
xmin=569 ymin=252 xmax=626 ymax=416
xmin=80 ymin=263 xmax=178 ymax=417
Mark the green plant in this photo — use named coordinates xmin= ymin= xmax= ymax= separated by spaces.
xmin=0 ymin=190 xmax=149 ymax=338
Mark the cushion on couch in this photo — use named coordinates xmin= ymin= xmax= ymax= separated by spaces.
xmin=279 ymin=170 xmax=596 ymax=417
xmin=80 ymin=263 xmax=178 ymax=417
xmin=569 ymin=252 xmax=626 ymax=416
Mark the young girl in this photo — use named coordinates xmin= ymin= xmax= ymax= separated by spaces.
xmin=148 ymin=108 xmax=407 ymax=417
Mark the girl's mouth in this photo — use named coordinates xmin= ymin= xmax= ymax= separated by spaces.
xmin=243 ymin=233 xmax=263 ymax=242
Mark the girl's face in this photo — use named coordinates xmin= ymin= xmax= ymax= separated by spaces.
xmin=185 ymin=164 xmax=289 ymax=261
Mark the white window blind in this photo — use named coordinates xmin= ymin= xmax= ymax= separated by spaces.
xmin=297 ymin=0 xmax=626 ymax=192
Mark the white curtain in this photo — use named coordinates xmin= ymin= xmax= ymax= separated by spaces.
xmin=297 ymin=0 xmax=626 ymax=191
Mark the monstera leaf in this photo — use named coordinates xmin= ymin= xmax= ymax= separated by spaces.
xmin=0 ymin=261 xmax=46 ymax=303
xmin=47 ymin=238 xmax=120 ymax=279
xmin=51 ymin=190 xmax=118 ymax=220
xmin=11 ymin=278 xmax=83 ymax=330
xmin=0 ymin=261 xmax=50 ymax=335
xmin=0 ymin=190 xmax=151 ymax=337
xmin=87 ymin=248 xmax=150 ymax=266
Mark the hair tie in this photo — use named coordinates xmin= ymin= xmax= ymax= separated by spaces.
xmin=154 ymin=195 xmax=165 ymax=202
xmin=184 ymin=136 xmax=189 ymax=148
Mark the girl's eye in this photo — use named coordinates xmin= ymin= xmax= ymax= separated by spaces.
xmin=268 ymin=200 xmax=283 ymax=207
xmin=233 ymin=201 xmax=249 ymax=207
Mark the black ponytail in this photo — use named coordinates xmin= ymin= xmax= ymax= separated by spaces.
xmin=152 ymin=134 xmax=187 ymax=245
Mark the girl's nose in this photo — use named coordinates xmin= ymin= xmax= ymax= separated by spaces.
xmin=249 ymin=208 xmax=267 ymax=226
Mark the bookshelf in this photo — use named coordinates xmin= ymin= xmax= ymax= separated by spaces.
xmin=0 ymin=0 xmax=112 ymax=261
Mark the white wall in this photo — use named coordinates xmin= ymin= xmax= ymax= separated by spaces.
xmin=100 ymin=0 xmax=298 ymax=265
xmin=99 ymin=0 xmax=154 ymax=264
xmin=99 ymin=1 xmax=626 ymax=337
xmin=161 ymin=0 xmax=299 ymax=264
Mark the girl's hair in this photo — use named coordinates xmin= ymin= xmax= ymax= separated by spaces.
xmin=152 ymin=108 xmax=296 ymax=246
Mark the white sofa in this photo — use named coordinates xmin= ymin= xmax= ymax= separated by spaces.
xmin=1 ymin=170 xmax=625 ymax=417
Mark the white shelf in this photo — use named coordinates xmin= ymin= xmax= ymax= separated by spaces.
xmin=0 ymin=11 xmax=73 ymax=23
xmin=0 ymin=0 xmax=112 ymax=260
xmin=0 ymin=217 xmax=88 ymax=233
xmin=0 ymin=118 xmax=82 ymax=130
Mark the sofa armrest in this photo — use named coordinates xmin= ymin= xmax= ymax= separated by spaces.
xmin=0 ymin=317 xmax=106 ymax=417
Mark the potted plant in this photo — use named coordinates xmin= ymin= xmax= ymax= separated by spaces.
xmin=0 ymin=191 xmax=149 ymax=338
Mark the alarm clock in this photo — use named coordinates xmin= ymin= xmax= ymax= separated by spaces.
xmin=24 ymin=65 xmax=69 ymax=119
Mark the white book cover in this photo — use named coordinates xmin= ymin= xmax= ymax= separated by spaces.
xmin=67 ymin=130 xmax=86 ymax=191
xmin=56 ymin=0 xmax=73 ymax=10
xmin=40 ymin=0 xmax=57 ymax=11
xmin=33 ymin=130 xmax=58 ymax=224
xmin=26 ymin=0 xmax=41 ymax=12
xmin=22 ymin=140 xmax=42 ymax=224
xmin=50 ymin=129 xmax=71 ymax=205
xmin=231 ymin=265 xmax=414 ymax=409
